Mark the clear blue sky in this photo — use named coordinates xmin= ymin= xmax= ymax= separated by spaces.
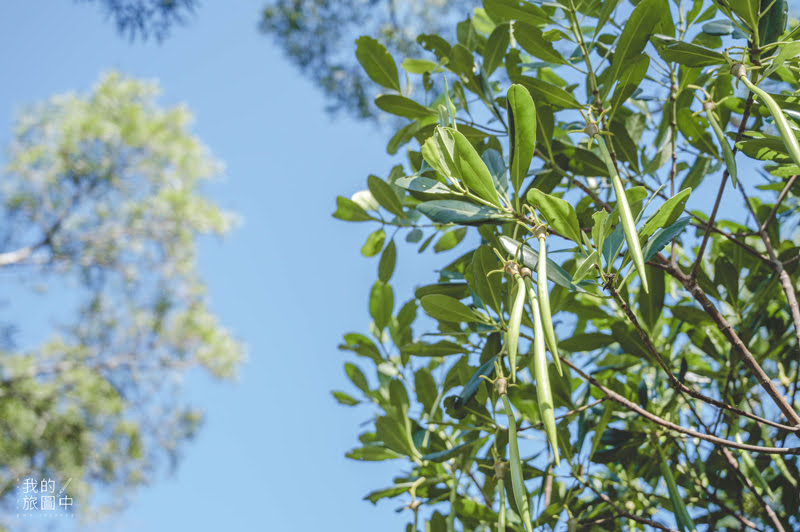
xmin=0 ymin=2 xmax=446 ymax=530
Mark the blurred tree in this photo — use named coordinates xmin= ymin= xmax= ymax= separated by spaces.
xmin=0 ymin=72 xmax=243 ymax=523
xmin=77 ymin=0 xmax=198 ymax=40
xmin=259 ymin=0 xmax=473 ymax=118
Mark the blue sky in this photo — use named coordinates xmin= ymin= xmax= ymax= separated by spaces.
xmin=0 ymin=2 xmax=444 ymax=530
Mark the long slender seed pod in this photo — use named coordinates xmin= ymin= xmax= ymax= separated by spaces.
xmin=735 ymin=434 xmax=775 ymax=498
xmin=739 ymin=73 xmax=800 ymax=169
xmin=535 ymin=232 xmax=562 ymax=376
xmin=507 ymin=274 xmax=526 ymax=383
xmin=497 ymin=479 xmax=506 ymax=532
xmin=501 ymin=394 xmax=533 ymax=532
xmin=525 ymin=277 xmax=560 ymax=466
xmin=704 ymin=101 xmax=738 ymax=187
xmin=595 ymin=135 xmax=649 ymax=293
xmin=656 ymin=444 xmax=696 ymax=532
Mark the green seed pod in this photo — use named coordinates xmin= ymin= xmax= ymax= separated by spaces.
xmin=703 ymin=101 xmax=738 ymax=187
xmin=738 ymin=74 xmax=800 ymax=169
xmin=501 ymin=394 xmax=533 ymax=532
xmin=657 ymin=444 xmax=697 ymax=532
xmin=507 ymin=274 xmax=526 ymax=383
xmin=536 ymin=233 xmax=562 ymax=377
xmin=525 ymin=277 xmax=560 ymax=466
xmin=595 ymin=135 xmax=649 ymax=293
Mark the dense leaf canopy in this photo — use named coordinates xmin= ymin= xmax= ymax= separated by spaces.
xmin=335 ymin=0 xmax=800 ymax=530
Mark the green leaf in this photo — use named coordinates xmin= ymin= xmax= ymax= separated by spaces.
xmin=368 ymin=175 xmax=405 ymax=217
xmin=355 ymin=36 xmax=401 ymax=91
xmin=607 ymin=0 xmax=665 ymax=86
xmin=527 ymin=189 xmax=583 ymax=245
xmin=332 ymin=390 xmax=360 ymax=406
xmin=559 ymin=333 xmax=615 ymax=352
xmin=333 ymin=196 xmax=375 ymax=222
xmin=639 ymin=188 xmax=692 ymax=241
xmin=702 ymin=20 xmax=734 ymax=35
xmin=414 ymin=282 xmax=471 ymax=300
xmin=370 ymin=281 xmax=394 ymax=330
xmin=401 ymin=340 xmax=468 ymax=357
xmin=363 ymin=484 xmax=410 ymax=504
xmin=468 ymin=245 xmax=503 ymax=313
xmin=401 ymin=58 xmax=439 ymax=74
xmin=513 ymin=76 xmax=582 ymax=109
xmin=514 ymin=22 xmax=567 ymax=64
xmin=737 ymin=136 xmax=793 ymax=163
xmin=375 ymin=415 xmax=419 ymax=459
xmin=608 ymin=54 xmax=649 ymax=116
xmin=375 ymin=94 xmax=436 ymax=119
xmin=347 ymin=446 xmax=402 ymax=462
xmin=421 ymin=440 xmax=482 ymax=463
xmin=507 ymin=84 xmax=536 ymax=194
xmin=378 ymin=240 xmax=397 ymax=282
xmin=655 ymin=39 xmax=727 ymax=67
xmin=483 ymin=0 xmax=549 ymax=25
xmin=456 ymin=355 xmax=497 ymax=407
xmin=434 ymin=227 xmax=468 ymax=252
xmin=758 ymin=0 xmax=787 ymax=45
xmin=444 ymin=127 xmax=503 ymax=206
xmin=764 ymin=42 xmax=800 ymax=77
xmin=415 ymin=369 xmax=437 ymax=413
xmin=641 ymin=217 xmax=691 ymax=262
xmin=362 ymin=228 xmax=386 ymax=257
xmin=418 ymin=200 xmax=508 ymax=225
xmin=420 ymin=294 xmax=477 ymax=323
xmin=483 ymin=23 xmax=511 ymax=75
xmin=345 ymin=362 xmax=369 ymax=393
xmin=394 ymin=176 xmax=453 ymax=195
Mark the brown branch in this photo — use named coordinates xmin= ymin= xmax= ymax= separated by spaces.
xmin=520 ymin=398 xmax=605 ymax=431
xmin=718 ymin=446 xmax=786 ymax=532
xmin=737 ymin=182 xmax=800 ymax=385
xmin=526 ymin=337 xmax=800 ymax=454
xmin=606 ymin=284 xmax=799 ymax=432
xmin=760 ymin=174 xmax=798 ymax=233
xmin=658 ymin=256 xmax=800 ymax=426
xmin=579 ymin=476 xmax=679 ymax=532
xmin=691 ymin=90 xmax=755 ymax=279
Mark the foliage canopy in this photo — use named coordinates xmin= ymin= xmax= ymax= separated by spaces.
xmin=0 ymin=73 xmax=242 ymax=521
xmin=335 ymin=0 xmax=800 ymax=530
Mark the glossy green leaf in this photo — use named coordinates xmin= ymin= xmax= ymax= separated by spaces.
xmin=394 ymin=176 xmax=453 ymax=195
xmin=378 ymin=240 xmax=397 ymax=282
xmin=456 ymin=355 xmax=497 ymax=407
xmin=401 ymin=341 xmax=468 ymax=357
xmin=420 ymin=294 xmax=477 ymax=323
xmin=607 ymin=0 xmax=665 ymax=85
xmin=444 ymin=127 xmax=503 ymax=206
xmin=468 ymin=245 xmax=503 ymax=313
xmin=414 ymin=282 xmax=471 ymax=300
xmin=368 ymin=175 xmax=405 ymax=218
xmin=375 ymin=94 xmax=436 ymax=119
xmin=401 ymin=58 xmax=439 ymax=74
xmin=655 ymin=40 xmax=727 ymax=67
xmin=483 ymin=23 xmax=510 ymax=75
xmin=642 ymin=217 xmax=691 ymax=262
xmin=483 ymin=0 xmax=549 ymax=25
xmin=702 ymin=20 xmax=734 ymax=35
xmin=361 ymin=228 xmax=386 ymax=257
xmin=333 ymin=196 xmax=375 ymax=222
xmin=527 ymin=189 xmax=583 ymax=245
xmin=418 ymin=200 xmax=508 ymax=224
xmin=347 ymin=445 xmax=401 ymax=461
xmin=356 ymin=36 xmax=401 ymax=91
xmin=514 ymin=22 xmax=566 ymax=65
xmin=507 ymin=84 xmax=536 ymax=193
xmin=434 ymin=227 xmax=467 ymax=252
xmin=559 ymin=333 xmax=615 ymax=352
xmin=513 ymin=76 xmax=581 ymax=109
xmin=369 ymin=281 xmax=394 ymax=330
xmin=639 ymin=188 xmax=692 ymax=241
xmin=608 ymin=55 xmax=649 ymax=115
